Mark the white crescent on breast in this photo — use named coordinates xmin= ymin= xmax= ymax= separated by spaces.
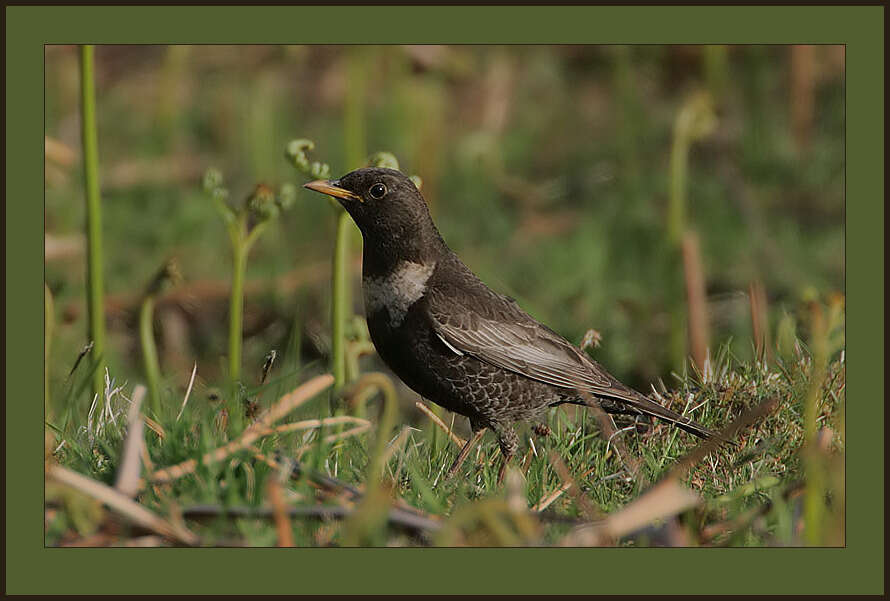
xmin=363 ymin=260 xmax=436 ymax=328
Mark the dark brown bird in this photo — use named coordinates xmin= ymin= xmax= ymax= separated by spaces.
xmin=305 ymin=168 xmax=721 ymax=482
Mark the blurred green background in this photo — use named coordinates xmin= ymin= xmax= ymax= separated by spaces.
xmin=44 ymin=44 xmax=845 ymax=409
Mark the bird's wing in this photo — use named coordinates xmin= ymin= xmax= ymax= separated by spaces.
xmin=425 ymin=285 xmax=615 ymax=394
xmin=426 ymin=284 xmax=724 ymax=441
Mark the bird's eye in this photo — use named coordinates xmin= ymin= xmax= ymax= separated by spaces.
xmin=369 ymin=183 xmax=387 ymax=200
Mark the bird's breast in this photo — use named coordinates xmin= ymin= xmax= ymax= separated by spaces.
xmin=362 ymin=260 xmax=436 ymax=329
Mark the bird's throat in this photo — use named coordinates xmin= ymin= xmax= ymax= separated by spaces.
xmin=363 ymin=260 xmax=436 ymax=328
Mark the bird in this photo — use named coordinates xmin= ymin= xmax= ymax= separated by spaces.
xmin=304 ymin=168 xmax=722 ymax=483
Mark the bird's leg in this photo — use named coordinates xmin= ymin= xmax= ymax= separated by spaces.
xmin=493 ymin=424 xmax=519 ymax=485
xmin=497 ymin=454 xmax=515 ymax=485
xmin=446 ymin=427 xmax=486 ymax=479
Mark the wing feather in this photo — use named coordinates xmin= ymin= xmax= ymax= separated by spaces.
xmin=427 ymin=287 xmax=613 ymax=394
xmin=425 ymin=284 xmax=725 ymax=442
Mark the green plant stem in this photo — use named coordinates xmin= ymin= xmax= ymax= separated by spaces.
xmin=326 ymin=46 xmax=368 ymax=409
xmin=668 ymin=135 xmax=689 ymax=248
xmin=363 ymin=373 xmax=399 ymax=485
xmin=139 ymin=295 xmax=162 ymax=416
xmin=227 ymin=257 xmax=247 ymax=433
xmin=243 ymin=220 xmax=268 ymax=251
xmin=228 ymin=243 xmax=246 ymax=386
xmin=330 ymin=209 xmax=352 ymax=402
xmin=667 ymin=92 xmax=716 ymax=370
xmin=227 ymin=216 xmax=253 ymax=388
xmin=667 ymin=133 xmax=690 ymax=369
xmin=225 ymin=215 xmax=270 ymax=433
xmin=803 ymin=306 xmax=828 ymax=545
xmin=286 ymin=61 xmax=369 ymax=415
xmin=703 ymin=45 xmax=730 ymax=103
xmin=80 ymin=44 xmax=107 ymax=399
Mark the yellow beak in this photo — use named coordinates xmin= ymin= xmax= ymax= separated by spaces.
xmin=303 ymin=180 xmax=363 ymax=203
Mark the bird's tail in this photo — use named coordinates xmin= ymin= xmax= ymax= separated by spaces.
xmin=584 ymin=391 xmax=733 ymax=445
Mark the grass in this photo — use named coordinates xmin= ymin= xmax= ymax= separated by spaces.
xmin=138 ymin=259 xmax=181 ymax=416
xmin=78 ymin=44 xmax=107 ymax=400
xmin=45 ymin=320 xmax=845 ymax=546
xmin=138 ymin=294 xmax=162 ymax=416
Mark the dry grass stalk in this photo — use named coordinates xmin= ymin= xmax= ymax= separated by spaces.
xmin=45 ymin=135 xmax=77 ymax=166
xmin=139 ymin=437 xmax=154 ymax=472
xmin=114 ymin=385 xmax=146 ymax=497
xmin=381 ymin=425 xmax=414 ymax=468
xmin=502 ymin=468 xmax=541 ymax=543
xmin=175 ymin=362 xmax=198 ymax=422
xmin=669 ymin=395 xmax=777 ymax=481
xmin=531 ymin=462 xmax=599 ymax=513
xmin=247 ymin=447 xmax=304 ymax=503
xmin=45 ymin=234 xmax=85 ymax=262
xmin=546 ymin=451 xmax=604 ymax=523
xmin=295 ymin=423 xmax=372 ymax=459
xmin=142 ymin=414 xmax=166 ymax=439
xmin=264 ymin=415 xmax=369 ymax=436
xmin=266 ymin=478 xmax=295 ymax=547
xmin=532 ymin=484 xmax=571 ymax=513
xmin=124 ymin=535 xmax=166 ymax=547
xmin=324 ymin=424 xmax=371 ymax=444
xmin=603 ymin=479 xmax=699 ymax=540
xmin=415 ymin=400 xmax=466 ymax=447
xmin=253 ymin=374 xmax=335 ymax=427
xmin=149 ymin=374 xmax=333 ymax=484
xmin=682 ymin=230 xmax=710 ymax=372
xmin=749 ymin=280 xmax=771 ymax=362
xmin=48 ymin=464 xmax=199 ymax=546
xmin=562 ymin=478 xmax=700 ymax=546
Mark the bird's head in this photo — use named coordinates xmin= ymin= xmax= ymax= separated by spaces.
xmin=304 ymin=167 xmax=444 ymax=264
